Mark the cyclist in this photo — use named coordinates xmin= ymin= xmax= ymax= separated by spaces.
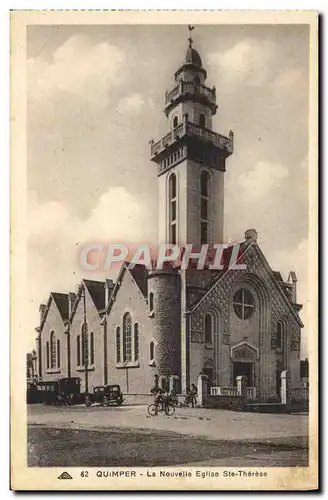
xmin=152 ymin=387 xmax=166 ymax=411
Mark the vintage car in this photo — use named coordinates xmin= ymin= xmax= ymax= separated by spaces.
xmin=26 ymin=381 xmax=44 ymax=404
xmin=85 ymin=385 xmax=124 ymax=407
xmin=33 ymin=377 xmax=83 ymax=405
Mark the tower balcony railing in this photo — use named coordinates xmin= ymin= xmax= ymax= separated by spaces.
xmin=165 ymin=81 xmax=216 ymax=107
xmin=150 ymin=119 xmax=233 ymax=157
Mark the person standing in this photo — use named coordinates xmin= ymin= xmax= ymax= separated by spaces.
xmin=190 ymin=383 xmax=197 ymax=408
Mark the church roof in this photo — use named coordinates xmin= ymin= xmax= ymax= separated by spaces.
xmin=105 ymin=262 xmax=149 ymax=314
xmin=190 ymin=241 xmax=304 ymax=327
xmin=185 ymin=46 xmax=202 ymax=67
xmin=51 ymin=292 xmax=69 ymax=321
xmin=83 ymin=279 xmax=106 ymax=311
xmin=38 ymin=292 xmax=69 ymax=332
xmin=128 ymin=264 xmax=149 ymax=298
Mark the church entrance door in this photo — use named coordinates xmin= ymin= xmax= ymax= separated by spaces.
xmin=203 ymin=368 xmax=213 ymax=394
xmin=233 ymin=362 xmax=253 ymax=387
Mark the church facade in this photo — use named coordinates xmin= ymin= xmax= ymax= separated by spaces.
xmin=34 ymin=39 xmax=303 ymax=400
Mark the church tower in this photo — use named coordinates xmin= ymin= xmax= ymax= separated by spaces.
xmin=150 ymin=27 xmax=234 ymax=248
xmin=150 ymin=27 xmax=234 ymax=392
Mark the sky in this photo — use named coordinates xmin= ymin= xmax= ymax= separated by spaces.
xmin=27 ymin=24 xmax=310 ymax=357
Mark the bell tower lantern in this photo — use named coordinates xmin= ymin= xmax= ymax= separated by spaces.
xmin=150 ymin=26 xmax=233 ymax=247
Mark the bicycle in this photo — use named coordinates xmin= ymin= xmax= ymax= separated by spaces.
xmin=147 ymin=399 xmax=176 ymax=416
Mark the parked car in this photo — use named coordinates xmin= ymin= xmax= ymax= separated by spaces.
xmin=85 ymin=385 xmax=124 ymax=407
xmin=26 ymin=381 xmax=43 ymax=404
xmin=32 ymin=377 xmax=83 ymax=405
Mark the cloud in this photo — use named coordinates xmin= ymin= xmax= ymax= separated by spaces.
xmin=208 ymin=38 xmax=276 ymax=86
xmin=116 ymin=93 xmax=153 ymax=114
xmin=238 ymin=161 xmax=289 ymax=200
xmin=28 ymin=34 xmax=125 ymax=104
xmin=28 ymin=192 xmax=71 ymax=237
xmin=28 ymin=186 xmax=154 ymax=247
xmin=79 ymin=186 xmax=154 ymax=242
xmin=27 ymin=185 xmax=155 ymax=347
xmin=274 ymin=68 xmax=302 ymax=89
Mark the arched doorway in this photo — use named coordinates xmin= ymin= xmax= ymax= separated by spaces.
xmin=231 ymin=342 xmax=258 ymax=387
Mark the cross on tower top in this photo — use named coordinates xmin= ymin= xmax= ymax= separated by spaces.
xmin=188 ymin=25 xmax=195 ymax=48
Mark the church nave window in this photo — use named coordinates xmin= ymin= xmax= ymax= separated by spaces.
xmin=233 ymin=288 xmax=255 ymax=320
xmin=57 ymin=339 xmax=60 ymax=369
xmin=50 ymin=331 xmax=56 ymax=369
xmin=123 ymin=312 xmax=132 ymax=362
xmin=200 ymin=171 xmax=209 ymax=245
xmin=173 ymin=115 xmax=179 ymax=129
xmin=169 ymin=173 xmax=177 ymax=245
xmin=116 ymin=327 xmax=121 ymax=363
xmin=134 ymin=323 xmax=139 ymax=362
xmin=81 ymin=323 xmax=89 ymax=366
xmin=90 ymin=332 xmax=94 ymax=366
xmin=77 ymin=335 xmax=81 ymax=366
xmin=46 ymin=341 xmax=50 ymax=370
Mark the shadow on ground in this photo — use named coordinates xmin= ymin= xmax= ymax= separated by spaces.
xmin=28 ymin=426 xmax=308 ymax=468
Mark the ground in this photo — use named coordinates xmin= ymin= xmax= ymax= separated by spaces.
xmin=27 ymin=404 xmax=308 ymax=467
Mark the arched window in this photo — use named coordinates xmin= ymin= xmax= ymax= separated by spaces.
xmin=149 ymin=292 xmax=154 ymax=313
xmin=134 ymin=323 xmax=139 ymax=361
xmin=200 ymin=171 xmax=209 ymax=245
xmin=123 ymin=313 xmax=132 ymax=362
xmin=199 ymin=113 xmax=206 ymax=128
xmin=277 ymin=321 xmax=287 ymax=356
xmin=77 ymin=335 xmax=81 ymax=366
xmin=173 ymin=115 xmax=178 ymax=128
xmin=57 ymin=339 xmax=60 ymax=369
xmin=194 ymin=75 xmax=200 ymax=85
xmin=116 ymin=327 xmax=121 ymax=363
xmin=50 ymin=331 xmax=56 ymax=369
xmin=46 ymin=341 xmax=50 ymax=369
xmin=169 ymin=174 xmax=177 ymax=244
xmin=204 ymin=313 xmax=214 ymax=345
xmin=150 ymin=341 xmax=155 ymax=361
xmin=277 ymin=321 xmax=283 ymax=350
xmin=90 ymin=332 xmax=94 ymax=365
xmin=81 ymin=323 xmax=88 ymax=367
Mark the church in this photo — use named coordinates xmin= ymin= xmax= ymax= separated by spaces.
xmin=34 ymin=35 xmax=303 ymax=401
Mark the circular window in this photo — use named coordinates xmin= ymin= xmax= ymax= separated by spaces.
xmin=233 ymin=288 xmax=255 ymax=320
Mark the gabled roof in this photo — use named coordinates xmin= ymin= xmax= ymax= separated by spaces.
xmin=83 ymin=279 xmax=106 ymax=311
xmin=128 ymin=264 xmax=148 ymax=298
xmin=106 ymin=262 xmax=149 ymax=314
xmin=190 ymin=240 xmax=303 ymax=328
xmin=38 ymin=292 xmax=69 ymax=332
xmin=51 ymin=292 xmax=69 ymax=321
